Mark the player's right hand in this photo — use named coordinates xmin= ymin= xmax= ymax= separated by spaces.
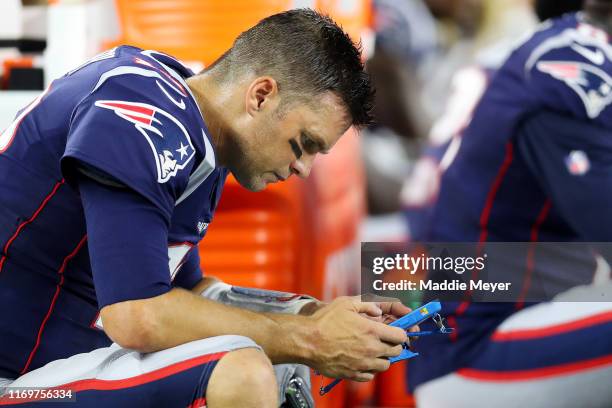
xmin=305 ymin=296 xmax=408 ymax=381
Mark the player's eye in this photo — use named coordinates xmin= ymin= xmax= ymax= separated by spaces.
xmin=301 ymin=133 xmax=318 ymax=155
xmin=289 ymin=139 xmax=302 ymax=159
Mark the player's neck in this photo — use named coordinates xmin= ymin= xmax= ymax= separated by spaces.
xmin=186 ymin=73 xmax=236 ymax=167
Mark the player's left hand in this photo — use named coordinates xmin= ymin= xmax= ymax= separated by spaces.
xmin=365 ymin=301 xmax=420 ymax=338
xmin=375 ymin=301 xmax=411 ymax=324
xmin=298 ymin=298 xmax=419 ymax=334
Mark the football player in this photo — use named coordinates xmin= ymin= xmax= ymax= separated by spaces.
xmin=0 ymin=9 xmax=410 ymax=407
xmin=407 ymin=1 xmax=612 ymax=406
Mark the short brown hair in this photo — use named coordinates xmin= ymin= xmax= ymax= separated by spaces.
xmin=208 ymin=9 xmax=375 ymax=127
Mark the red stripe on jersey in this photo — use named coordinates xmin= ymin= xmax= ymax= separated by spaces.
xmin=89 ymin=311 xmax=101 ymax=329
xmin=515 ymin=199 xmax=552 ymax=309
xmin=0 ymin=352 xmax=226 ymax=405
xmin=64 ymin=351 xmax=224 ymax=392
xmin=453 ymin=142 xmax=515 ymax=339
xmin=123 ymin=113 xmax=153 ymax=125
xmin=133 ymin=57 xmax=155 ymax=68
xmin=20 ymin=235 xmax=88 ymax=374
xmin=492 ymin=310 xmax=612 ymax=341
xmin=189 ymin=397 xmax=207 ymax=408
xmin=457 ymin=354 xmax=612 ymax=381
xmin=478 ymin=142 xmax=514 ymax=243
xmin=100 ymin=102 xmax=154 ymax=116
xmin=0 ymin=179 xmax=65 ymax=274
xmin=159 ymin=70 xmax=187 ymax=96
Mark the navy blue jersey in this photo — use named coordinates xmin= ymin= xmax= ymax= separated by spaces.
xmin=409 ymin=13 xmax=612 ymax=387
xmin=0 ymin=46 xmax=227 ymax=378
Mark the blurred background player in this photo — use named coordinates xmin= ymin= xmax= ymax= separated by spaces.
xmin=363 ymin=0 xmax=537 ymax=218
xmin=403 ymin=1 xmax=612 ymax=406
xmin=401 ymin=0 xmax=582 ymax=243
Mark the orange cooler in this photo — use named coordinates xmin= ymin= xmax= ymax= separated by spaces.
xmin=109 ymin=0 xmax=291 ymax=65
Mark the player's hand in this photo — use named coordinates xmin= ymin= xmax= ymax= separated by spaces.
xmin=358 ymin=299 xmax=419 ymax=347
xmin=297 ymin=300 xmax=326 ymax=316
xmin=369 ymin=301 xmax=420 ymax=334
xmin=305 ymin=296 xmax=408 ymax=381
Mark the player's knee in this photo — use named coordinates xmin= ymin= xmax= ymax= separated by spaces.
xmin=207 ymin=347 xmax=277 ymax=408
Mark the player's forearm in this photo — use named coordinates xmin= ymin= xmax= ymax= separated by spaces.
xmin=191 ymin=277 xmax=325 ymax=316
xmin=190 ymin=276 xmax=222 ymax=295
xmin=104 ymin=287 xmax=317 ymax=364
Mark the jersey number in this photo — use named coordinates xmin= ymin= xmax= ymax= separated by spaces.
xmin=0 ymin=87 xmax=51 ymax=153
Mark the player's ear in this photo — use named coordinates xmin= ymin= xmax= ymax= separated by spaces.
xmin=245 ymin=76 xmax=279 ymax=116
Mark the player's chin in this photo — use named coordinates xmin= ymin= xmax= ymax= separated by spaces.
xmin=251 ymin=181 xmax=268 ymax=192
xmin=236 ymin=174 xmax=268 ymax=192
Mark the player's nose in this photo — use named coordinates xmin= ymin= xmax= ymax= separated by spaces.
xmin=289 ymin=158 xmax=313 ymax=179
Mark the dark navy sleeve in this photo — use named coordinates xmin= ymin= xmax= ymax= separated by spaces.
xmin=516 ymin=110 xmax=612 ymax=240
xmin=78 ymin=174 xmax=172 ymax=308
xmin=62 ymin=74 xmax=197 ymax=220
xmin=172 ymin=247 xmax=203 ymax=290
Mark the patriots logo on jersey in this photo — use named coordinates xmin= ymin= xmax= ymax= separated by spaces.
xmin=95 ymin=100 xmax=195 ymax=183
xmin=536 ymin=61 xmax=612 ymax=118
xmin=197 ymin=220 xmax=209 ymax=235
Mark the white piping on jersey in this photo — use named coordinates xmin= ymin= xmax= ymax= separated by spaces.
xmin=139 ymin=50 xmax=205 ymax=118
xmin=0 ymin=85 xmax=53 ymax=153
xmin=91 ymin=66 xmax=186 ymax=99
xmin=5 ymin=336 xmax=258 ymax=387
xmin=175 ymin=129 xmax=216 ymax=206
xmin=156 ymin=80 xmax=186 ymax=110
xmin=95 ymin=99 xmax=196 ymax=183
xmin=495 ymin=301 xmax=612 ymax=333
xmin=570 ymin=43 xmax=605 ymax=65
xmin=168 ymin=243 xmax=193 ymax=280
xmin=136 ymin=52 xmax=221 ymax=207
xmin=140 ymin=50 xmax=196 ymax=98
xmin=91 ymin=51 xmax=218 ymax=206
xmin=67 ymin=48 xmax=117 ymax=77
xmin=536 ymin=61 xmax=612 ymax=118
xmin=524 ymin=26 xmax=612 ymax=76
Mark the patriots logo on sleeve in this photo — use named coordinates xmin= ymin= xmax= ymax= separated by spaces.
xmin=95 ymin=100 xmax=196 ymax=183
xmin=536 ymin=61 xmax=612 ymax=118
